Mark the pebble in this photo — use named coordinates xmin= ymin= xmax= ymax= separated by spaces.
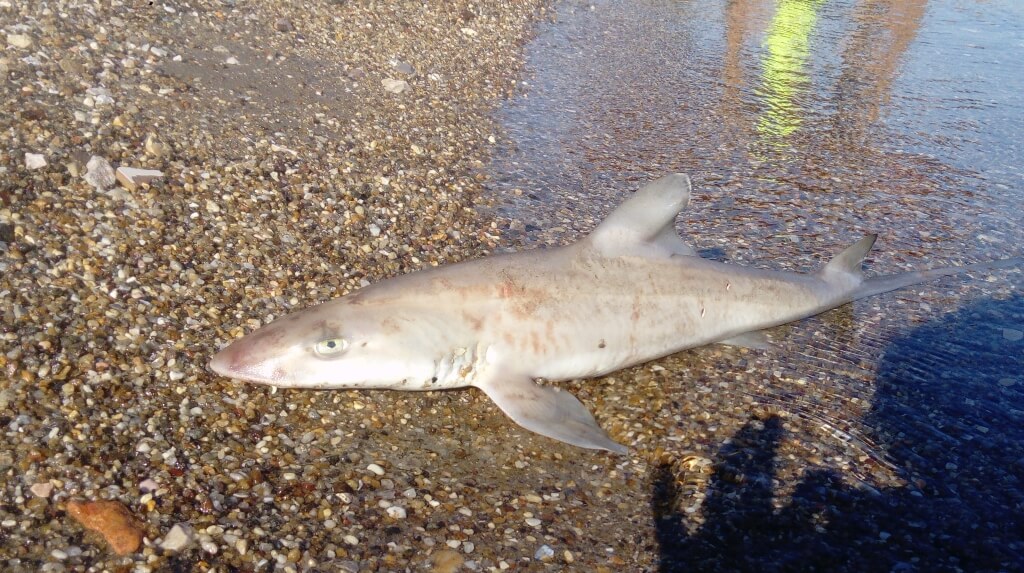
xmin=83 ymin=156 xmax=116 ymax=190
xmin=158 ymin=523 xmax=195 ymax=552
xmin=24 ymin=153 xmax=46 ymax=170
xmin=6 ymin=33 xmax=32 ymax=48
xmin=366 ymin=463 xmax=385 ymax=476
xmin=524 ymin=517 xmax=541 ymax=527
xmin=381 ymin=78 xmax=410 ymax=94
xmin=66 ymin=500 xmax=144 ymax=555
xmin=393 ymin=61 xmax=415 ymax=75
xmin=30 ymin=481 xmax=53 ymax=498
xmin=1003 ymin=328 xmax=1023 ymax=341
xmin=115 ymin=166 xmax=164 ymax=191
xmin=274 ymin=18 xmax=295 ymax=33
xmin=144 ymin=133 xmax=167 ymax=157
xmin=385 ymin=506 xmax=407 ymax=519
xmin=534 ymin=545 xmax=555 ymax=561
xmin=429 ymin=549 xmax=464 ymax=573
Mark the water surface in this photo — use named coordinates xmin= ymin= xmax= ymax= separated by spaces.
xmin=485 ymin=0 xmax=1024 ymax=568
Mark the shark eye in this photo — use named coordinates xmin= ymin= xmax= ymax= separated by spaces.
xmin=314 ymin=338 xmax=349 ymax=356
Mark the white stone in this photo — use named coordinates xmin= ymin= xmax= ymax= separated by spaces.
xmin=30 ymin=482 xmax=53 ymax=498
xmin=159 ymin=523 xmax=195 ymax=552
xmin=381 ymin=78 xmax=409 ymax=94
xmin=366 ymin=463 xmax=385 ymax=476
xmin=84 ymin=156 xmax=116 ymax=190
xmin=144 ymin=133 xmax=167 ymax=157
xmin=385 ymin=506 xmax=406 ymax=519
xmin=534 ymin=545 xmax=554 ymax=560
xmin=25 ymin=153 xmax=46 ymax=170
xmin=6 ymin=33 xmax=32 ymax=49
xmin=115 ymin=166 xmax=163 ymax=191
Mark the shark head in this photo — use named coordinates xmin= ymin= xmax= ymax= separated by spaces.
xmin=210 ymin=299 xmax=440 ymax=389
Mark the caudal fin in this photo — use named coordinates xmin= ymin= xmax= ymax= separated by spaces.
xmin=852 ymin=256 xmax=1024 ymax=301
xmin=819 ymin=234 xmax=1021 ymax=303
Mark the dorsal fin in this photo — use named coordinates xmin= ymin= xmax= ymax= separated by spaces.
xmin=586 ymin=173 xmax=697 ymax=258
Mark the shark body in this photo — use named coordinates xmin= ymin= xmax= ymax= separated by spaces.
xmin=210 ymin=174 xmax=1020 ymax=453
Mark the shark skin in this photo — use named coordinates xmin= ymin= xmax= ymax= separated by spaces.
xmin=210 ymin=173 xmax=1021 ymax=454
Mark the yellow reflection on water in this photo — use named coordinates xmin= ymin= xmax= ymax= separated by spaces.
xmin=756 ymin=0 xmax=826 ymax=142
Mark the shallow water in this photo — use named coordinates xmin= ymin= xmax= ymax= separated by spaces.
xmin=486 ymin=0 xmax=1024 ymax=567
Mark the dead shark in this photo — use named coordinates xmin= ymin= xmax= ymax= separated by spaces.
xmin=210 ymin=173 xmax=1020 ymax=454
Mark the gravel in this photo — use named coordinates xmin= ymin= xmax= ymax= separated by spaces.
xmin=4 ymin=0 xmax=1022 ymax=571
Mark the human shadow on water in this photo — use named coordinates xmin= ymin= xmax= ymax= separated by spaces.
xmin=652 ymin=294 xmax=1024 ymax=572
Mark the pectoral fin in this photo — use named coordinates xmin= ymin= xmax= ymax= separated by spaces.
xmin=717 ymin=330 xmax=773 ymax=351
xmin=476 ymin=377 xmax=628 ymax=454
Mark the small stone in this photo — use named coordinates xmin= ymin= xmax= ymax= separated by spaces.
xmin=275 ymin=18 xmax=294 ymax=32
xmin=460 ymin=28 xmax=478 ymax=37
xmin=83 ymin=156 xmax=117 ymax=190
xmin=144 ymin=133 xmax=167 ymax=157
xmin=225 ymin=56 xmax=239 ymax=65
xmin=393 ymin=61 xmax=415 ymax=75
xmin=381 ymin=78 xmax=410 ymax=94
xmin=430 ymin=549 xmax=464 ymax=573
xmin=115 ymin=166 xmax=164 ymax=191
xmin=386 ymin=505 xmax=407 ymax=519
xmin=30 ymin=481 xmax=53 ymax=498
xmin=524 ymin=517 xmax=541 ymax=527
xmin=158 ymin=523 xmax=195 ymax=552
xmin=6 ymin=33 xmax=32 ymax=49
xmin=366 ymin=463 xmax=385 ymax=476
xmin=336 ymin=561 xmax=359 ymax=573
xmin=25 ymin=153 xmax=46 ymax=170
xmin=139 ymin=478 xmax=159 ymax=493
xmin=1003 ymin=328 xmax=1023 ymax=342
xmin=66 ymin=499 xmax=144 ymax=555
xmin=86 ymin=86 xmax=114 ymax=106
xmin=534 ymin=544 xmax=555 ymax=561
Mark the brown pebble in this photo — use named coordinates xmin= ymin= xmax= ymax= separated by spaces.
xmin=430 ymin=549 xmax=464 ymax=573
xmin=66 ymin=500 xmax=144 ymax=555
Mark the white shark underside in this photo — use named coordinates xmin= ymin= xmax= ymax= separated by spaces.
xmin=210 ymin=174 xmax=1021 ymax=454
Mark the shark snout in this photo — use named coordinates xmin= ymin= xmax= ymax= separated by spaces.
xmin=209 ymin=344 xmax=237 ymax=377
xmin=209 ymin=336 xmax=284 ymax=385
